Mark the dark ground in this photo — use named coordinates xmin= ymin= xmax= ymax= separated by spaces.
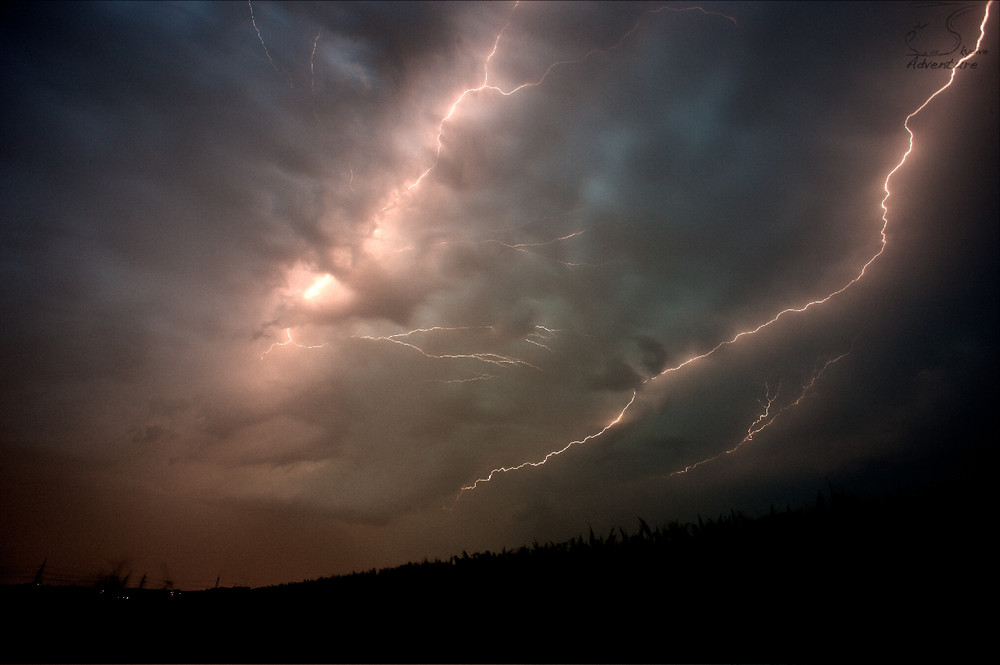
xmin=4 ymin=443 xmax=991 ymax=664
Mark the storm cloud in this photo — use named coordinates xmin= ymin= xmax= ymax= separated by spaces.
xmin=1 ymin=1 xmax=996 ymax=589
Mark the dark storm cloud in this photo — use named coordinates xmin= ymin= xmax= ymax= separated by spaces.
xmin=1 ymin=1 xmax=995 ymax=588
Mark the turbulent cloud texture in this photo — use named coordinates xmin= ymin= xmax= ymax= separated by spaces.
xmin=2 ymin=1 xmax=996 ymax=588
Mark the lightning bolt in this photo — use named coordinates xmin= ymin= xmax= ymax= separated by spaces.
xmin=669 ymin=348 xmax=852 ymax=477
xmin=433 ymin=372 xmax=499 ymax=385
xmin=456 ymin=1 xmax=993 ymax=496
xmin=744 ymin=381 xmax=782 ymax=443
xmin=396 ymin=1 xmax=522 ymax=198
xmin=248 ymin=1 xmax=279 ymax=74
xmin=261 ymin=4 xmax=733 ymax=359
xmin=486 ymin=231 xmax=616 ymax=269
xmin=381 ymin=2 xmax=741 ymax=213
xmin=352 ymin=326 xmax=549 ymax=373
xmin=523 ymin=325 xmax=561 ymax=352
xmin=393 ymin=227 xmax=600 ymax=268
xmin=246 ymin=2 xmax=989 ymax=497
xmin=310 ymin=29 xmax=321 ymax=94
xmin=259 ymin=327 xmax=327 ymax=359
xmin=459 ymin=390 xmax=639 ymax=494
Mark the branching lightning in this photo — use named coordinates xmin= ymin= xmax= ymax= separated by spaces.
xmin=523 ymin=325 xmax=560 ymax=352
xmin=260 ymin=3 xmax=737 ymax=363
xmin=668 ymin=348 xmax=853 ymax=476
xmin=486 ymin=231 xmax=616 ymax=268
xmin=393 ymin=227 xmax=601 ymax=268
xmin=246 ymin=1 xmax=992 ymax=499
xmin=380 ymin=2 xmax=740 ymax=213
xmin=352 ymin=325 xmax=558 ymax=373
xmin=260 ymin=327 xmax=327 ymax=359
xmin=455 ymin=1 xmax=993 ymax=496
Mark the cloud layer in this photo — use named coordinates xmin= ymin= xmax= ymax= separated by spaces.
xmin=2 ymin=1 xmax=996 ymax=588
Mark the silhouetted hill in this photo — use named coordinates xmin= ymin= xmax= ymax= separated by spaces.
xmin=4 ymin=468 xmax=989 ymax=663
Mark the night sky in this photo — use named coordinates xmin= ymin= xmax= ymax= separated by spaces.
xmin=2 ymin=1 xmax=996 ymax=590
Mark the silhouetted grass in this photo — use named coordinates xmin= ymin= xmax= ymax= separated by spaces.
xmin=5 ymin=474 xmax=989 ymax=663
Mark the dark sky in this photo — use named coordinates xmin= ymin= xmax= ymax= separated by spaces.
xmin=2 ymin=1 xmax=996 ymax=590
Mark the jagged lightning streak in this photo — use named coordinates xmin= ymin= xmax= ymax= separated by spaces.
xmin=669 ymin=348 xmax=852 ymax=476
xmin=460 ymin=390 xmax=639 ymax=494
xmin=248 ymin=1 xmax=279 ymax=74
xmin=744 ymin=382 xmax=782 ymax=442
xmin=456 ymin=1 xmax=993 ymax=496
xmin=523 ymin=325 xmax=561 ymax=352
xmin=483 ymin=4 xmax=740 ymax=98
xmin=487 ymin=231 xmax=615 ymax=268
xmin=310 ymin=29 xmax=321 ymax=94
xmin=490 ymin=230 xmax=584 ymax=253
xmin=268 ymin=5 xmax=731 ymax=353
xmin=393 ymin=228 xmax=601 ymax=268
xmin=650 ymin=4 xmax=740 ymax=27
xmin=646 ymin=0 xmax=993 ymax=376
xmin=259 ymin=327 xmax=327 ymax=359
xmin=434 ymin=371 xmax=499 ymax=385
xmin=378 ymin=2 xmax=519 ymax=207
xmin=352 ymin=326 xmax=548 ymax=372
xmin=383 ymin=2 xmax=741 ymax=212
